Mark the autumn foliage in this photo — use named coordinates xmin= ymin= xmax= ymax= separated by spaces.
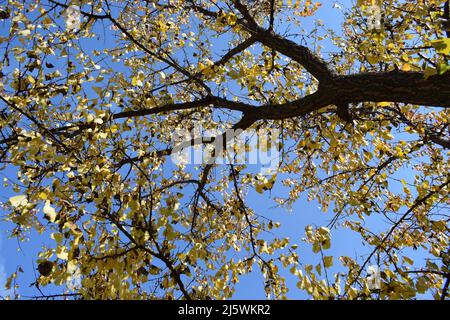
xmin=0 ymin=0 xmax=449 ymax=300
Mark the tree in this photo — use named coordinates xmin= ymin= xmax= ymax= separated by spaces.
xmin=0 ymin=0 xmax=449 ymax=300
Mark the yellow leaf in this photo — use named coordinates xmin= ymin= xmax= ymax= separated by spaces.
xmin=42 ymin=17 xmax=52 ymax=26
xmin=92 ymin=86 xmax=103 ymax=97
xmin=416 ymin=277 xmax=428 ymax=294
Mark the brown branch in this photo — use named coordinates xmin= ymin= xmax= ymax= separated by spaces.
xmin=189 ymin=0 xmax=336 ymax=82
xmin=254 ymin=71 xmax=450 ymax=120
xmin=442 ymin=274 xmax=450 ymax=300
